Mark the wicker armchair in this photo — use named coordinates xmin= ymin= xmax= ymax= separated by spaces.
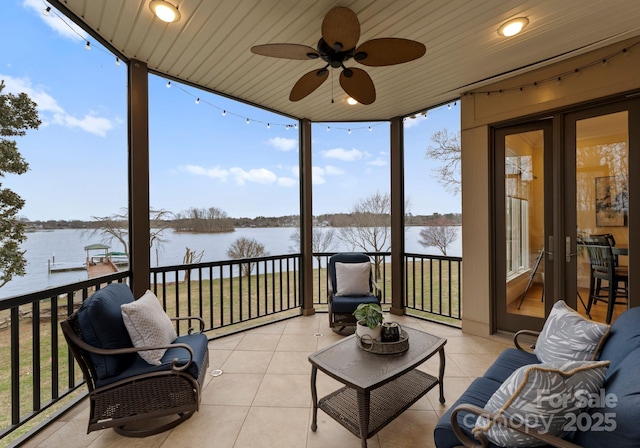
xmin=60 ymin=283 xmax=209 ymax=437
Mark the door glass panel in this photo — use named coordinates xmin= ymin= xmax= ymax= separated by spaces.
xmin=576 ymin=112 xmax=629 ymax=323
xmin=505 ymin=131 xmax=545 ymax=318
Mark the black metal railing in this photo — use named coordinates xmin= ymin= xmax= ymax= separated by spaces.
xmin=404 ymin=253 xmax=462 ymax=323
xmin=312 ymin=251 xmax=462 ymax=324
xmin=0 ymin=271 xmax=130 ymax=444
xmin=150 ymin=254 xmax=302 ymax=335
xmin=0 ymin=251 xmax=461 ymax=444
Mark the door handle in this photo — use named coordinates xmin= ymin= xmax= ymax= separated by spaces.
xmin=547 ymin=236 xmax=554 ymax=261
xmin=566 ymin=236 xmax=577 ymax=262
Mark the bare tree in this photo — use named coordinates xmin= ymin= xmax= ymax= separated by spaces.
xmin=289 ymin=226 xmax=336 ymax=265
xmin=89 ymin=210 xmax=128 ymax=256
xmin=338 ymin=192 xmax=391 ymax=278
xmin=90 ymin=208 xmax=173 ymax=260
xmin=173 ymin=206 xmax=234 ymax=233
xmin=426 ymin=128 xmax=461 ymax=195
xmin=182 ymin=246 xmax=204 ymax=283
xmin=418 ymin=217 xmax=459 ymax=255
xmin=226 ymin=237 xmax=268 ymax=277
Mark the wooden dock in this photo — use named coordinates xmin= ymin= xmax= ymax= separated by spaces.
xmin=86 ymin=258 xmax=119 ymax=278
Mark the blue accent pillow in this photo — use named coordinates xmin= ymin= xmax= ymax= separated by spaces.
xmin=77 ymin=283 xmax=137 ymax=379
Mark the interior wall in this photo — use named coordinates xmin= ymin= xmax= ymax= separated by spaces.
xmin=460 ymin=36 xmax=640 ymax=336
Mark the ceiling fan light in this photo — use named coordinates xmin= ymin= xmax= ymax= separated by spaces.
xmin=346 ymin=97 xmax=358 ymax=105
xmin=149 ymin=0 xmax=181 ymax=23
xmin=497 ymin=17 xmax=529 ymax=37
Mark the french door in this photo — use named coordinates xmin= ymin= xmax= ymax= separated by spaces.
xmin=494 ymin=121 xmax=554 ymax=332
xmin=493 ymin=96 xmax=637 ymax=333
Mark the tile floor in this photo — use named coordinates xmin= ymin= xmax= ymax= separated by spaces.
xmin=23 ymin=314 xmax=512 ymax=448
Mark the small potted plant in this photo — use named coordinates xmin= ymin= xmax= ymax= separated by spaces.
xmin=353 ymin=303 xmax=383 ymax=341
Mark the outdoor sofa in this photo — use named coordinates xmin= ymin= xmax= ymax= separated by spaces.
xmin=434 ymin=301 xmax=640 ymax=448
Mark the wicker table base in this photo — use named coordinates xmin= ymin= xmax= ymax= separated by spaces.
xmin=309 ymin=327 xmax=446 ymax=448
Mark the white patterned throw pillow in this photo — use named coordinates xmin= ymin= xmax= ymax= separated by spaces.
xmin=474 ymin=360 xmax=610 ymax=447
xmin=534 ymin=300 xmax=609 ymax=363
xmin=121 ymin=290 xmax=177 ymax=365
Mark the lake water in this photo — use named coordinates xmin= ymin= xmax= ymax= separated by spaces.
xmin=0 ymin=227 xmax=461 ymax=299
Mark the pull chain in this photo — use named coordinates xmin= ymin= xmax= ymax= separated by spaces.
xmin=331 ymin=70 xmax=334 ymax=103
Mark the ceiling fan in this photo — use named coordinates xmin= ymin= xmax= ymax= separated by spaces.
xmin=250 ymin=6 xmax=426 ymax=105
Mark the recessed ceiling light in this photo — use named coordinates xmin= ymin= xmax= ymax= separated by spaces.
xmin=346 ymin=97 xmax=358 ymax=105
xmin=497 ymin=17 xmax=529 ymax=37
xmin=149 ymin=0 xmax=181 ymax=23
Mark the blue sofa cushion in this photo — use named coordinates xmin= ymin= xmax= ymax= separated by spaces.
xmin=434 ymin=377 xmax=503 ymax=448
xmin=598 ymin=306 xmax=640 ymax=366
xmin=331 ymin=293 xmax=380 ymax=314
xmin=573 ymin=347 xmax=640 ymax=448
xmin=96 ymin=332 xmax=209 ymax=388
xmin=482 ymin=348 xmax=539 ymax=383
xmin=77 ymin=284 xmax=137 ymax=380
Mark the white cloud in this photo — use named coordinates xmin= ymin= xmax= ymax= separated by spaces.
xmin=324 ymin=165 xmax=344 ymax=175
xmin=182 ymin=164 xmax=229 ymax=181
xmin=310 ymin=165 xmax=344 ymax=185
xmin=52 ymin=113 xmax=114 ymax=137
xmin=403 ymin=114 xmax=427 ymax=129
xmin=23 ymin=0 xmax=87 ymax=41
xmin=229 ymin=167 xmax=277 ymax=185
xmin=277 ymin=177 xmax=297 ymax=187
xmin=2 ymin=75 xmax=63 ymax=114
xmin=321 ymin=147 xmax=363 ymax=161
xmin=2 ymin=74 xmax=116 ymax=137
xmin=312 ymin=166 xmax=326 ymax=184
xmin=267 ymin=137 xmax=297 ymax=152
xmin=368 ymin=158 xmax=387 ymax=167
xmin=184 ymin=165 xmax=296 ymax=188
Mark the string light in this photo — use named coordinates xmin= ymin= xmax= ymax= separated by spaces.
xmin=41 ymin=4 xmax=437 ymax=135
xmin=465 ymin=40 xmax=639 ymax=97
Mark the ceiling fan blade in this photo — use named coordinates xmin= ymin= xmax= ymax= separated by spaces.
xmin=289 ymin=68 xmax=329 ymax=101
xmin=251 ymin=44 xmax=319 ymax=60
xmin=321 ymin=6 xmax=360 ymax=51
xmin=354 ymin=38 xmax=426 ymax=66
xmin=339 ymin=67 xmax=375 ymax=105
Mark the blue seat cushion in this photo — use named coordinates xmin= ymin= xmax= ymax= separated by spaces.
xmin=434 ymin=375 xmax=556 ymax=448
xmin=482 ymin=348 xmax=539 ymax=383
xmin=598 ymin=306 xmax=640 ymax=366
xmin=330 ymin=294 xmax=380 ymax=314
xmin=77 ymin=283 xmax=137 ymax=380
xmin=434 ymin=377 xmax=503 ymax=448
xmin=573 ymin=347 xmax=640 ymax=448
xmin=96 ymin=333 xmax=209 ymax=388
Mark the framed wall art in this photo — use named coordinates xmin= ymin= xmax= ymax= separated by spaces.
xmin=595 ymin=176 xmax=628 ymax=227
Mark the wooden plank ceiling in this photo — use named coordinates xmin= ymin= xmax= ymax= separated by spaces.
xmin=50 ymin=0 xmax=640 ymax=122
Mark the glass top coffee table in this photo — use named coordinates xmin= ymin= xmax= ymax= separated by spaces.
xmin=309 ymin=326 xmax=446 ymax=448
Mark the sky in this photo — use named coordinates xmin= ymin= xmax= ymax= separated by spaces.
xmin=1 ymin=0 xmax=461 ymax=221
